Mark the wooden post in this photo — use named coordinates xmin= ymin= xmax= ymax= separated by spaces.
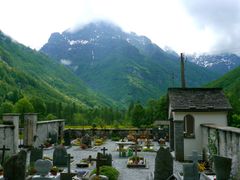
xmin=180 ymin=53 xmax=186 ymax=88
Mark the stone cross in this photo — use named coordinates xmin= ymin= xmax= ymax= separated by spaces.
xmin=101 ymin=147 xmax=108 ymax=156
xmin=0 ymin=145 xmax=10 ymax=165
xmin=88 ymin=153 xmax=106 ymax=176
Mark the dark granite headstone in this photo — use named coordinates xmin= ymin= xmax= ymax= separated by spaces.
xmin=53 ymin=145 xmax=67 ymax=167
xmin=3 ymin=150 xmax=27 ymax=180
xmin=154 ymin=147 xmax=173 ymax=180
xmin=98 ymin=153 xmax=112 ymax=167
xmin=30 ymin=147 xmax=43 ymax=165
xmin=183 ymin=163 xmax=199 ymax=180
xmin=63 ymin=130 xmax=71 ymax=146
xmin=213 ymin=155 xmax=232 ymax=180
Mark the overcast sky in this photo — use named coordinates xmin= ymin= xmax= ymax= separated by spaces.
xmin=1 ymin=0 xmax=240 ymax=54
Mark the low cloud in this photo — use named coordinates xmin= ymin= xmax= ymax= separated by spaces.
xmin=182 ymin=0 xmax=240 ymax=54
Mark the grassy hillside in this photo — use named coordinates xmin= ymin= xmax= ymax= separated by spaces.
xmin=0 ymin=31 xmax=115 ymax=107
xmin=207 ymin=66 xmax=240 ymax=116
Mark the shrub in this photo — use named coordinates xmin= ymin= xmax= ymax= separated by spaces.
xmin=91 ymin=166 xmax=119 ymax=180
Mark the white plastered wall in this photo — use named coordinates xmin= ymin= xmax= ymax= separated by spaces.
xmin=173 ymin=111 xmax=227 ymax=160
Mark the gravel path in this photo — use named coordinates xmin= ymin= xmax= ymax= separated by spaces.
xmin=43 ymin=140 xmax=183 ymax=180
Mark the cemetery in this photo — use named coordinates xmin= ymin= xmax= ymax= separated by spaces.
xmin=0 ymin=88 xmax=239 ymax=180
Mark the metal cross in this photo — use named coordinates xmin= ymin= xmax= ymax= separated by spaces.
xmin=100 ymin=147 xmax=108 ymax=156
xmin=65 ymin=153 xmax=73 ymax=173
xmin=88 ymin=152 xmax=106 ymax=176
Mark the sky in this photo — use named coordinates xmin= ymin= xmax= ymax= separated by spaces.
xmin=1 ymin=0 xmax=240 ymax=54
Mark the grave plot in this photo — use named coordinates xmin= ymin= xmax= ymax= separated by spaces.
xmin=127 ymin=144 xmax=147 ymax=168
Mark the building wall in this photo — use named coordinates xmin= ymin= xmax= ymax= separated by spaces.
xmin=173 ymin=111 xmax=227 ymax=160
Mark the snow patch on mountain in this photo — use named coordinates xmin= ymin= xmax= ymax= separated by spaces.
xmin=60 ymin=59 xmax=72 ymax=65
xmin=68 ymin=40 xmax=89 ymax=45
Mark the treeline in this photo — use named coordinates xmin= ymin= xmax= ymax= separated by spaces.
xmin=126 ymin=96 xmax=168 ymax=127
xmin=0 ymin=90 xmax=168 ymax=127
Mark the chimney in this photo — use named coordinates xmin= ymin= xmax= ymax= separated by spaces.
xmin=180 ymin=53 xmax=186 ymax=88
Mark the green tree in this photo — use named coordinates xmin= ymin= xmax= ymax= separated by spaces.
xmin=30 ymin=97 xmax=46 ymax=117
xmin=0 ymin=101 xmax=14 ymax=114
xmin=131 ymin=103 xmax=145 ymax=127
xmin=72 ymin=113 xmax=85 ymax=125
xmin=14 ymin=98 xmax=34 ymax=113
xmin=232 ymin=114 xmax=240 ymax=127
xmin=46 ymin=113 xmax=57 ymax=120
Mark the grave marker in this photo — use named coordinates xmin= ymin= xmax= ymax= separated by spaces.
xmin=213 ymin=155 xmax=232 ymax=180
xmin=88 ymin=153 xmax=107 ymax=177
xmin=183 ymin=151 xmax=200 ymax=180
xmin=53 ymin=145 xmax=67 ymax=167
xmin=60 ymin=153 xmax=76 ymax=180
xmin=101 ymin=147 xmax=108 ymax=156
xmin=3 ymin=150 xmax=27 ymax=180
xmin=154 ymin=147 xmax=173 ymax=180
xmin=34 ymin=159 xmax=53 ymax=177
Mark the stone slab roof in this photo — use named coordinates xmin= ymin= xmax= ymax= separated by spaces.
xmin=168 ymin=88 xmax=232 ymax=112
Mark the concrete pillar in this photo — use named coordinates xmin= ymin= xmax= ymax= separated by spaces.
xmin=2 ymin=113 xmax=20 ymax=154
xmin=169 ymin=118 xmax=174 ymax=151
xmin=201 ymin=127 xmax=208 ymax=150
xmin=218 ymin=130 xmax=225 ymax=156
xmin=174 ymin=120 xmax=184 ymax=161
xmin=226 ymin=131 xmax=232 ymax=157
xmin=23 ymin=113 xmax=37 ymax=147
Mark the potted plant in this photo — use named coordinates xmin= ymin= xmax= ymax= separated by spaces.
xmin=50 ymin=166 xmax=58 ymax=176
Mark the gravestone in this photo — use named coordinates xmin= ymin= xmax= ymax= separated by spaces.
xmin=82 ymin=134 xmax=92 ymax=147
xmin=35 ymin=159 xmax=53 ymax=176
xmin=183 ymin=163 xmax=199 ymax=180
xmin=30 ymin=147 xmax=43 ymax=165
xmin=213 ymin=155 xmax=232 ymax=180
xmin=3 ymin=150 xmax=27 ymax=180
xmin=154 ymin=147 xmax=173 ymax=180
xmin=63 ymin=130 xmax=71 ymax=146
xmin=53 ymin=145 xmax=67 ymax=167
xmin=183 ymin=151 xmax=200 ymax=180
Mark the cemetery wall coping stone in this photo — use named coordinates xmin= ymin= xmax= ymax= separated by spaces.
xmin=201 ymin=123 xmax=240 ymax=134
xmin=37 ymin=119 xmax=65 ymax=124
xmin=2 ymin=113 xmax=20 ymax=116
xmin=0 ymin=125 xmax=14 ymax=128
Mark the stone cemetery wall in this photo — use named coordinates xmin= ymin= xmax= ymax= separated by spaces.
xmin=35 ymin=119 xmax=65 ymax=147
xmin=1 ymin=114 xmax=20 ymax=154
xmin=201 ymin=123 xmax=240 ymax=176
xmin=0 ymin=125 xmax=15 ymax=154
xmin=67 ymin=128 xmax=153 ymax=139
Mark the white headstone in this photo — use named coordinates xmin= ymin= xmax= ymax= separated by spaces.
xmin=35 ymin=159 xmax=52 ymax=176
